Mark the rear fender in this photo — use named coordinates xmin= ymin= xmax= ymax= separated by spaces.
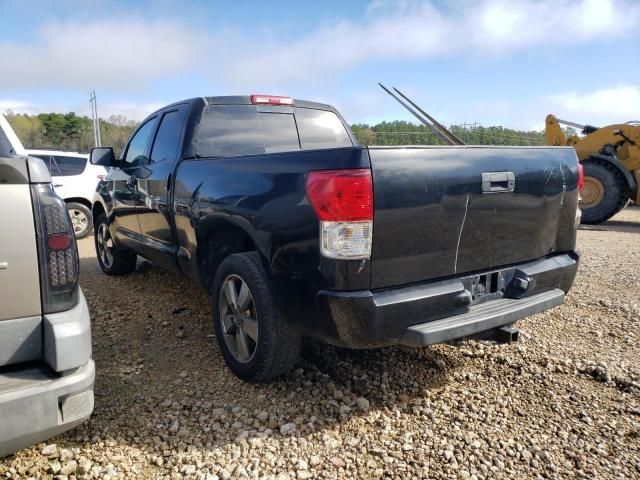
xmin=194 ymin=216 xmax=268 ymax=287
xmin=587 ymin=154 xmax=637 ymax=198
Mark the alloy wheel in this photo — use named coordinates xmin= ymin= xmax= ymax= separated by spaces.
xmin=69 ymin=207 xmax=89 ymax=236
xmin=97 ymin=223 xmax=114 ymax=268
xmin=218 ymin=274 xmax=258 ymax=363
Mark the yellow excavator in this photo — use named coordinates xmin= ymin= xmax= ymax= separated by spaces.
xmin=545 ymin=114 xmax=640 ymax=224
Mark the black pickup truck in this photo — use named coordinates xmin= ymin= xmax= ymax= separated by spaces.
xmin=91 ymin=95 xmax=581 ymax=381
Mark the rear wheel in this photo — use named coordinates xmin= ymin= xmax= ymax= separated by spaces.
xmin=212 ymin=252 xmax=301 ymax=382
xmin=94 ymin=213 xmax=137 ymax=275
xmin=580 ymin=161 xmax=627 ymax=224
xmin=67 ymin=202 xmax=92 ymax=239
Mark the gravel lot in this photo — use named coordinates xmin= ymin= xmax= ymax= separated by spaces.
xmin=2 ymin=207 xmax=639 ymax=480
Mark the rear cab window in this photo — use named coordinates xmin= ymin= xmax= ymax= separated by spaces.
xmin=197 ymin=104 xmax=353 ymax=158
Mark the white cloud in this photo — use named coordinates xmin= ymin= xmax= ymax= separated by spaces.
xmin=548 ymin=85 xmax=640 ymax=124
xmin=0 ymin=18 xmax=200 ymax=90
xmin=225 ymin=0 xmax=640 ymax=87
xmin=0 ymin=100 xmax=32 ymax=111
xmin=470 ymin=0 xmax=633 ymax=50
xmin=0 ymin=0 xmax=638 ymax=92
xmin=461 ymin=85 xmax=640 ymax=132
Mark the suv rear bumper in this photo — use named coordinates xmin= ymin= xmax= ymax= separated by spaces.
xmin=0 ymin=288 xmax=94 ymax=458
xmin=0 ymin=360 xmax=94 ymax=458
xmin=314 ymin=252 xmax=579 ymax=348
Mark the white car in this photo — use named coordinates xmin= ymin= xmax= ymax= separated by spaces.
xmin=26 ymin=149 xmax=107 ymax=238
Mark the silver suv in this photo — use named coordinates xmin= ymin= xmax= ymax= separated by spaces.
xmin=0 ymin=115 xmax=94 ymax=457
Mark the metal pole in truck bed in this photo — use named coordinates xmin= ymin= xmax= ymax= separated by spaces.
xmin=378 ymin=83 xmax=454 ymax=145
xmin=392 ymin=87 xmax=466 ymax=146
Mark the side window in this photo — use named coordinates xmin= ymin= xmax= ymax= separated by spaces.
xmin=123 ymin=117 xmax=157 ymax=167
xmin=149 ymin=109 xmax=185 ymax=164
xmin=52 ymin=156 xmax=87 ymax=176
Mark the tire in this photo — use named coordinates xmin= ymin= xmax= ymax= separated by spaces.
xmin=580 ymin=161 xmax=628 ymax=224
xmin=212 ymin=252 xmax=301 ymax=382
xmin=94 ymin=213 xmax=137 ymax=275
xmin=67 ymin=202 xmax=92 ymax=239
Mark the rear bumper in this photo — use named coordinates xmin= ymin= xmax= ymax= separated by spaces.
xmin=314 ymin=252 xmax=579 ymax=348
xmin=400 ymin=289 xmax=564 ymax=346
xmin=0 ymin=360 xmax=95 ymax=458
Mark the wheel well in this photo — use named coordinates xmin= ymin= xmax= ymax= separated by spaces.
xmin=65 ymin=197 xmax=92 ymax=209
xmin=198 ymin=224 xmax=258 ymax=288
xmin=92 ymin=202 xmax=106 ymax=226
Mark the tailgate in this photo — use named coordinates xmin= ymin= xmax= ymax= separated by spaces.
xmin=369 ymin=146 xmax=579 ymax=289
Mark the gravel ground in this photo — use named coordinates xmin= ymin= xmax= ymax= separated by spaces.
xmin=2 ymin=207 xmax=639 ymax=480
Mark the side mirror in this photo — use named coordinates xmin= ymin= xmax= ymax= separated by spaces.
xmin=90 ymin=147 xmax=117 ymax=167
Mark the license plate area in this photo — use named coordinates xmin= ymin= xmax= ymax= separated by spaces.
xmin=470 ymin=271 xmax=507 ymax=304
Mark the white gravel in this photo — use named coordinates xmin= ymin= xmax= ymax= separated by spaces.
xmin=1 ymin=207 xmax=639 ymax=479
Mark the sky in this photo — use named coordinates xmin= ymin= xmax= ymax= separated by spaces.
xmin=1 ymin=0 xmax=639 ymax=131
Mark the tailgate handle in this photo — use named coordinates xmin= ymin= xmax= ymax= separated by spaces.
xmin=482 ymin=172 xmax=515 ymax=193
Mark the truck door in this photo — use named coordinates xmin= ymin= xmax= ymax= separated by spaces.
xmin=110 ymin=116 xmax=157 ymax=250
xmin=135 ymin=105 xmax=188 ymax=268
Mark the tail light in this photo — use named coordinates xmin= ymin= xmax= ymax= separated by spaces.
xmin=306 ymin=169 xmax=373 ymax=260
xmin=31 ymin=184 xmax=79 ymax=313
xmin=577 ymin=162 xmax=584 ymax=190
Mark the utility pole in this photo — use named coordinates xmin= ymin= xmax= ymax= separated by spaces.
xmin=89 ymin=91 xmax=101 ymax=147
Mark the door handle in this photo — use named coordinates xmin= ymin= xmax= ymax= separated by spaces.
xmin=53 ymin=183 xmax=64 ymax=188
xmin=482 ymin=172 xmax=515 ymax=193
xmin=126 ymin=175 xmax=137 ymax=188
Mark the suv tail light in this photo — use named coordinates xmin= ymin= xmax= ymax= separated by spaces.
xmin=31 ymin=184 xmax=79 ymax=313
xmin=306 ymin=169 xmax=373 ymax=260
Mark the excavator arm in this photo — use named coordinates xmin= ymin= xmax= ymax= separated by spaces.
xmin=545 ymin=114 xmax=581 ymax=147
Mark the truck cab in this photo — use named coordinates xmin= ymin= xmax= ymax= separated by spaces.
xmin=0 ymin=115 xmax=94 ymax=457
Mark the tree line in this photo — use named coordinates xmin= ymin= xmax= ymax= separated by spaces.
xmin=4 ymin=111 xmax=137 ymax=156
xmin=351 ymin=121 xmax=546 ymax=146
xmin=5 ymin=111 xmax=552 ymax=154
